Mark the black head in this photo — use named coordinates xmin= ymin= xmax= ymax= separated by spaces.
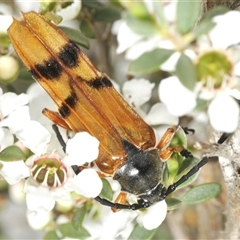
xmin=113 ymin=140 xmax=165 ymax=204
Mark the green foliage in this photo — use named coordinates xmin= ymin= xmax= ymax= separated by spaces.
xmin=44 ymin=230 xmax=60 ymax=240
xmin=99 ymin=178 xmax=113 ymax=201
xmin=129 ymin=49 xmax=173 ymax=74
xmin=165 ymin=197 xmax=182 ymax=210
xmin=180 ymin=183 xmax=221 ymax=204
xmin=80 ymin=20 xmax=96 ymax=39
xmin=59 ymin=26 xmax=90 ymax=49
xmin=128 ymin=224 xmax=158 ymax=240
xmin=126 ymin=13 xmax=158 ymax=36
xmin=176 ymin=0 xmax=201 ymax=34
xmin=92 ymin=7 xmax=121 ymax=22
xmin=176 ymin=53 xmax=197 ymax=90
xmin=58 ymin=222 xmax=90 ymax=239
xmin=0 ymin=145 xmax=27 ymax=161
xmin=82 ymin=0 xmax=104 ymax=10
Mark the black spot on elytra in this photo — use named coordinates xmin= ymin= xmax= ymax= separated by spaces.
xmin=33 ymin=59 xmax=62 ymax=79
xmin=59 ymin=90 xmax=78 ymax=118
xmin=59 ymin=41 xmax=79 ymax=68
xmin=88 ymin=76 xmax=113 ymax=89
xmin=65 ymin=90 xmax=78 ymax=108
xmin=59 ymin=103 xmax=71 ymax=118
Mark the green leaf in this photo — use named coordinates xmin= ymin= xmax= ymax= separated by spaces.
xmin=82 ymin=0 xmax=104 ymax=9
xmin=92 ymin=7 xmax=121 ymax=23
xmin=126 ymin=14 xmax=158 ymax=36
xmin=129 ymin=48 xmax=173 ymax=74
xmin=201 ymin=6 xmax=229 ymax=22
xmin=180 ymin=182 xmax=221 ymax=204
xmin=18 ymin=69 xmax=34 ymax=82
xmin=44 ymin=230 xmax=60 ymax=240
xmin=120 ymin=2 xmax=149 ymax=19
xmin=176 ymin=0 xmax=201 ymax=34
xmin=0 ymin=34 xmax=11 ymax=47
xmin=166 ymin=197 xmax=182 ymax=210
xmin=192 ymin=20 xmax=216 ymax=39
xmin=170 ymin=127 xmax=187 ymax=148
xmin=80 ymin=20 xmax=96 ymax=39
xmin=58 ymin=222 xmax=90 ymax=239
xmin=128 ymin=224 xmax=158 ymax=240
xmin=72 ymin=206 xmax=87 ymax=231
xmin=0 ymin=146 xmax=26 ymax=161
xmin=176 ymin=53 xmax=197 ymax=90
xmin=59 ymin=26 xmax=90 ymax=49
xmin=152 ymin=2 xmax=166 ymax=26
xmin=99 ymin=178 xmax=113 ymax=201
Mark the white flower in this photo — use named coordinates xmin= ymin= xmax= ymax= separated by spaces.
xmin=138 ymin=200 xmax=168 ymax=230
xmin=0 ymin=128 xmax=13 ymax=150
xmin=67 ymin=168 xmax=102 ymax=198
xmin=208 ymin=93 xmax=239 ymax=132
xmin=24 ymin=177 xmax=72 ymax=212
xmin=24 ymin=131 xmax=101 ymax=212
xmin=0 ymin=90 xmax=31 ymax=152
xmin=27 ymin=209 xmax=52 ymax=230
xmin=113 ymin=2 xmax=178 ymax=61
xmin=159 ymin=76 xmax=197 ymax=116
xmin=0 ymin=15 xmax=13 ymax=33
xmin=122 ymin=78 xmax=155 ymax=112
xmin=16 ymin=121 xmax=51 ymax=155
xmin=64 ymin=132 xmax=99 ymax=166
xmin=209 ymin=11 xmax=240 ymax=49
xmin=0 ymin=160 xmax=30 ymax=185
xmin=56 ymin=0 xmax=82 ymax=22
xmin=145 ymin=103 xmax=178 ymax=126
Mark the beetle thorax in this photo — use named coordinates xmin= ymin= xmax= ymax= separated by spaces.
xmin=113 ymin=140 xmax=165 ymax=199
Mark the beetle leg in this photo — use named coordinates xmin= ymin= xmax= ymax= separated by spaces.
xmin=43 ymin=108 xmax=73 ymax=130
xmin=156 ymin=126 xmax=178 ymax=150
xmin=159 ymin=146 xmax=183 ymax=160
xmin=111 ymin=192 xmax=128 ymax=212
xmin=94 ymin=196 xmax=150 ymax=210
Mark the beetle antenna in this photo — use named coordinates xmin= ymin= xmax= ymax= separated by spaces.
xmin=52 ymin=124 xmax=66 ymax=152
xmin=164 ymin=156 xmax=211 ymax=197
xmin=52 ymin=124 xmax=80 ymax=175
xmin=164 ymin=131 xmax=231 ymax=197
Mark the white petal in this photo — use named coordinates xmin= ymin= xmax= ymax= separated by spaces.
xmin=122 ymin=78 xmax=155 ymax=107
xmin=141 ymin=200 xmax=167 ymax=230
xmin=65 ymin=132 xmax=99 ymax=166
xmin=125 ymin=36 xmax=162 ymax=61
xmin=116 ymin=21 xmax=143 ymax=54
xmin=160 ymin=51 xmax=180 ymax=72
xmin=159 ymin=76 xmax=196 ymax=116
xmin=15 ymin=1 xmax=39 ymax=12
xmin=208 ymin=93 xmax=239 ymax=132
xmin=0 ymin=15 xmax=13 ymax=33
xmin=164 ymin=2 xmax=177 ymax=23
xmin=210 ymin=11 xmax=240 ymax=49
xmin=0 ymin=160 xmax=30 ymax=185
xmin=70 ymin=169 xmax=102 ymax=198
xmin=57 ymin=0 xmax=81 ymax=22
xmin=145 ymin=103 xmax=179 ymax=125
xmin=100 ymin=210 xmax=138 ymax=238
xmin=0 ymin=92 xmax=29 ymax=118
xmin=24 ymin=179 xmax=55 ymax=211
xmin=0 ymin=105 xmax=31 ymax=133
xmin=16 ymin=121 xmax=51 ymax=154
xmin=26 ymin=192 xmax=55 ymax=212
xmin=27 ymin=209 xmax=51 ymax=229
xmin=0 ymin=128 xmax=13 ymax=150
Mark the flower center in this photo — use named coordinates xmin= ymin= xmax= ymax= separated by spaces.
xmin=196 ymin=51 xmax=232 ymax=88
xmin=31 ymin=157 xmax=67 ymax=187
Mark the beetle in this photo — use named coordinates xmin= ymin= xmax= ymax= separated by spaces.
xmin=8 ymin=11 xmax=225 ymax=211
